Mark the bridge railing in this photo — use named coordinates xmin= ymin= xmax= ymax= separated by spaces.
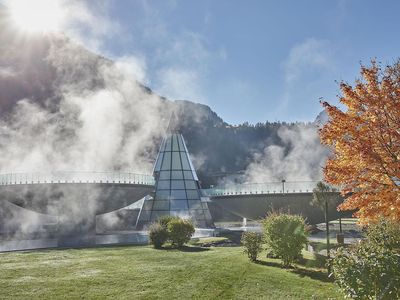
xmin=0 ymin=171 xmax=155 ymax=186
xmin=202 ymin=181 xmax=338 ymax=196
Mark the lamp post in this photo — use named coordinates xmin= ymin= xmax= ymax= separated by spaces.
xmin=281 ymin=179 xmax=286 ymax=193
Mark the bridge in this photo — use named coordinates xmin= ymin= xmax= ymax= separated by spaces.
xmin=0 ymin=171 xmax=155 ymax=186
xmin=202 ymin=181 xmax=330 ymax=196
xmin=203 ymin=181 xmax=345 ymax=224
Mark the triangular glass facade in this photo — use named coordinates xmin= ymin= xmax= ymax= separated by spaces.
xmin=137 ymin=133 xmax=213 ymax=228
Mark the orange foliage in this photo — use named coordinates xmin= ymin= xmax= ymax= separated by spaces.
xmin=320 ymin=60 xmax=400 ymax=223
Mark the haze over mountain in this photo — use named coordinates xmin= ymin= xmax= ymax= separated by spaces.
xmin=0 ymin=7 xmax=327 ymax=187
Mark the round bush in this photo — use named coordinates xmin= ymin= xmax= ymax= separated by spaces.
xmin=262 ymin=212 xmax=308 ymax=267
xmin=167 ymin=218 xmax=195 ymax=248
xmin=241 ymin=231 xmax=263 ymax=262
xmin=149 ymin=222 xmax=169 ymax=249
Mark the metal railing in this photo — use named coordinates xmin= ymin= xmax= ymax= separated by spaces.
xmin=203 ymin=181 xmax=339 ymax=196
xmin=0 ymin=171 xmax=155 ymax=186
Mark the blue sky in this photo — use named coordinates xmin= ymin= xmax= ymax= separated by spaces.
xmin=7 ymin=0 xmax=400 ymax=124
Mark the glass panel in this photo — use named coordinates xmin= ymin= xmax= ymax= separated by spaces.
xmin=156 ymin=190 xmax=170 ymax=200
xmin=165 ymin=137 xmax=172 ymax=151
xmin=186 ymin=190 xmax=199 ymax=199
xmin=157 ymin=180 xmax=170 ymax=190
xmin=161 ymin=152 xmax=171 ymax=169
xmin=190 ymin=210 xmax=205 ymax=220
xmin=160 ymin=139 xmax=166 ymax=152
xmin=188 ymin=200 xmax=202 ymax=210
xmin=185 ymin=180 xmax=197 ymax=189
xmin=172 ymin=134 xmax=179 ymax=151
xmin=143 ymin=200 xmax=154 ymax=210
xmin=171 ymin=170 xmax=183 ymax=179
xmin=191 ymin=169 xmax=199 ymax=181
xmin=151 ymin=211 xmax=169 ymax=221
xmin=171 ymin=152 xmax=182 ymax=169
xmin=170 ymin=190 xmax=187 ymax=199
xmin=171 ymin=180 xmax=185 ymax=189
xmin=183 ymin=171 xmax=193 ymax=180
xmin=201 ymin=202 xmax=209 ymax=210
xmin=180 ymin=152 xmax=190 ymax=170
xmin=159 ymin=171 xmax=170 ymax=180
xmin=204 ymin=210 xmax=212 ymax=220
xmin=153 ymin=200 xmax=169 ymax=210
xmin=139 ymin=210 xmax=151 ymax=221
xmin=154 ymin=152 xmax=164 ymax=171
xmin=170 ymin=210 xmax=190 ymax=219
xmin=170 ymin=200 xmax=189 ymax=210
xmin=177 ymin=134 xmax=185 ymax=150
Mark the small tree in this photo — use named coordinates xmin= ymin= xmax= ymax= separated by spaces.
xmin=167 ymin=218 xmax=195 ymax=248
xmin=312 ymin=181 xmax=341 ymax=259
xmin=241 ymin=232 xmax=263 ymax=262
xmin=262 ymin=213 xmax=308 ymax=267
xmin=148 ymin=223 xmax=169 ymax=249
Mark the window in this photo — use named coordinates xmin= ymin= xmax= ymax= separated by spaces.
xmin=171 ymin=152 xmax=182 ymax=169
xmin=159 ymin=171 xmax=170 ymax=180
xmin=170 ymin=200 xmax=189 ymax=210
xmin=183 ymin=171 xmax=193 ymax=180
xmin=153 ymin=200 xmax=169 ymax=210
xmin=172 ymin=135 xmax=179 ymax=151
xmin=164 ymin=137 xmax=172 ymax=151
xmin=184 ymin=180 xmax=197 ymax=189
xmin=170 ymin=189 xmax=186 ymax=199
xmin=190 ymin=210 xmax=205 ymax=220
xmin=188 ymin=200 xmax=202 ymax=210
xmin=154 ymin=152 xmax=164 ymax=171
xmin=151 ymin=211 xmax=169 ymax=221
xmin=156 ymin=190 xmax=170 ymax=200
xmin=139 ymin=210 xmax=151 ymax=221
xmin=171 ymin=180 xmax=185 ymax=189
xmin=157 ymin=180 xmax=170 ymax=190
xmin=178 ymin=135 xmax=185 ymax=151
xmin=142 ymin=200 xmax=154 ymax=210
xmin=186 ymin=190 xmax=199 ymax=199
xmin=171 ymin=170 xmax=183 ymax=179
xmin=180 ymin=153 xmax=190 ymax=170
xmin=161 ymin=152 xmax=171 ymax=169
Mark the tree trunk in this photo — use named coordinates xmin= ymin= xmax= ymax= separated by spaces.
xmin=325 ymin=200 xmax=330 ymax=259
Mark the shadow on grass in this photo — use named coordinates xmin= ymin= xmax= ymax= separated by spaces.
xmin=290 ymin=267 xmax=332 ymax=283
xmin=156 ymin=245 xmax=210 ymax=252
xmin=255 ymin=260 xmax=283 ymax=268
xmin=255 ymin=256 xmax=332 ymax=283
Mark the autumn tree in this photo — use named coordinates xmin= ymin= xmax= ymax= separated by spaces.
xmin=320 ymin=60 xmax=400 ymax=223
xmin=312 ymin=181 xmax=341 ymax=259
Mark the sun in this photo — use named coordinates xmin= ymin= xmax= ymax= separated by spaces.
xmin=8 ymin=0 xmax=65 ymax=33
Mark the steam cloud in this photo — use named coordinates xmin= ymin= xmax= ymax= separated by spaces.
xmin=244 ymin=124 xmax=328 ymax=183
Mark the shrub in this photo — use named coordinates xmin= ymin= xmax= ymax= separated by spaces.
xmin=148 ymin=222 xmax=169 ymax=249
xmin=331 ymin=220 xmax=400 ymax=299
xmin=262 ymin=212 xmax=308 ymax=267
xmin=364 ymin=219 xmax=400 ymax=251
xmin=241 ymin=232 xmax=263 ymax=262
xmin=331 ymin=242 xmax=400 ymax=299
xmin=157 ymin=215 xmax=179 ymax=229
xmin=167 ymin=218 xmax=195 ymax=248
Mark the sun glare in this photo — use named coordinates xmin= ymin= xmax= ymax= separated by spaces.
xmin=9 ymin=0 xmax=65 ymax=33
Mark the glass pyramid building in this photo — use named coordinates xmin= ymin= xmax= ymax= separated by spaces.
xmin=137 ymin=131 xmax=213 ymax=228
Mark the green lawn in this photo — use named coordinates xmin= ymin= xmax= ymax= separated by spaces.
xmin=0 ymin=245 xmax=341 ymax=299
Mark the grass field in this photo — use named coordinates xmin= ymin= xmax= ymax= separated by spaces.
xmin=0 ymin=245 xmax=341 ymax=299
